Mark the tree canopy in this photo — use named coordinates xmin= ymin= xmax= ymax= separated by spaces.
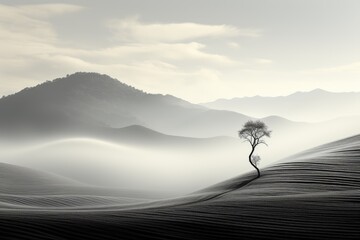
xmin=239 ymin=120 xmax=271 ymax=147
xmin=239 ymin=120 xmax=271 ymax=178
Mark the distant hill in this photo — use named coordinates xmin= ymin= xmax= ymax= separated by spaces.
xmin=201 ymin=89 xmax=360 ymax=122
xmin=0 ymin=72 xmax=202 ymax=131
xmin=0 ymin=72 xmax=253 ymax=138
xmin=0 ymin=72 xmax=358 ymax=154
xmin=0 ymin=72 xmax=360 ymax=154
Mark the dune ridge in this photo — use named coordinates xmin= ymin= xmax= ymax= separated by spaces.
xmin=0 ymin=135 xmax=359 ymax=239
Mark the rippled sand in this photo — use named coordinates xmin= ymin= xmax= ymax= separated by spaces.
xmin=0 ymin=135 xmax=359 ymax=239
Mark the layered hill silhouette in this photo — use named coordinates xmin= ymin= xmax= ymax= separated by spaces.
xmin=0 ymin=135 xmax=359 ymax=239
xmin=1 ymin=72 xmax=357 ymax=141
xmin=202 ymin=88 xmax=360 ymax=122
xmin=1 ymin=72 xmax=359 ymax=174
xmin=0 ymin=72 xmax=251 ymax=138
xmin=1 ymin=72 xmax=359 ymax=171
xmin=0 ymin=72 xmax=358 ymax=238
xmin=2 ymin=72 xmax=314 ymax=140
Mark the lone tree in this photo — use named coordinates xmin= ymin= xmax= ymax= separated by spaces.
xmin=238 ymin=120 xmax=271 ymax=178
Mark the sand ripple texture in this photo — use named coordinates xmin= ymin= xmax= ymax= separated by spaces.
xmin=0 ymin=135 xmax=359 ymax=239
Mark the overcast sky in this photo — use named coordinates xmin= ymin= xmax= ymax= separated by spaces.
xmin=1 ymin=0 xmax=360 ymax=102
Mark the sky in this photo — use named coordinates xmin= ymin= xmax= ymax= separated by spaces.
xmin=0 ymin=0 xmax=360 ymax=103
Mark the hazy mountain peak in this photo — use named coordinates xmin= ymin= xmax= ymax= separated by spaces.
xmin=202 ymin=88 xmax=360 ymax=122
xmin=0 ymin=72 xmax=146 ymax=103
xmin=0 ymin=72 xmax=210 ymax=133
xmin=289 ymin=88 xmax=329 ymax=96
xmin=310 ymin=88 xmax=328 ymax=93
xmin=63 ymin=72 xmax=118 ymax=82
xmin=50 ymin=72 xmax=145 ymax=96
xmin=56 ymin=72 xmax=133 ymax=88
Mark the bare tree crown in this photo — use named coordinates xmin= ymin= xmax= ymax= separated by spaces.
xmin=238 ymin=120 xmax=271 ymax=178
xmin=239 ymin=120 xmax=271 ymax=147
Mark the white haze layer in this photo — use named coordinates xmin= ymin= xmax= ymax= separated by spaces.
xmin=0 ymin=138 xmax=251 ymax=194
xmin=1 ymin=117 xmax=358 ymax=196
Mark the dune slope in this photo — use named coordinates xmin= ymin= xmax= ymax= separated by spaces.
xmin=0 ymin=135 xmax=359 ymax=239
xmin=0 ymin=162 xmax=165 ymax=210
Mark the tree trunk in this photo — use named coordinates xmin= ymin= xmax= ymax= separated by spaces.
xmin=249 ymin=147 xmax=260 ymax=178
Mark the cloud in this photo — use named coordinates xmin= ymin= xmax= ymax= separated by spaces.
xmin=308 ymin=62 xmax=360 ymax=73
xmin=0 ymin=6 xmax=54 ymax=44
xmin=0 ymin=4 xmax=84 ymax=92
xmin=108 ymin=17 xmax=261 ymax=43
xmin=0 ymin=5 xmax=259 ymax=102
xmin=0 ymin=3 xmax=83 ymax=47
xmin=72 ymin=42 xmax=239 ymax=66
xmin=16 ymin=4 xmax=84 ymax=18
xmin=228 ymin=42 xmax=240 ymax=48
xmin=0 ymin=3 xmax=84 ymax=20
xmin=255 ymin=58 xmax=273 ymax=64
xmin=0 ymin=3 xmax=83 ymax=45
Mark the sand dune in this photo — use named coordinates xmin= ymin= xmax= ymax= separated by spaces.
xmin=1 ymin=137 xmax=247 ymax=193
xmin=0 ymin=162 xmax=168 ymax=211
xmin=0 ymin=135 xmax=359 ymax=239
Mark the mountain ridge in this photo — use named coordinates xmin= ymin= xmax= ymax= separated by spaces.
xmin=1 ymin=72 xmax=358 ymax=154
xmin=204 ymin=88 xmax=358 ymax=102
xmin=202 ymin=89 xmax=360 ymax=122
xmin=0 ymin=72 xmax=213 ymax=135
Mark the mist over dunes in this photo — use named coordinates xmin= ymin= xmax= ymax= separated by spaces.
xmin=0 ymin=72 xmax=359 ymax=239
xmin=0 ymin=135 xmax=359 ymax=239
xmin=0 ymin=72 xmax=359 ymax=193
xmin=1 ymin=137 xmax=243 ymax=193
xmin=1 ymin=0 xmax=359 ymax=238
xmin=0 ymin=161 xmax=166 ymax=209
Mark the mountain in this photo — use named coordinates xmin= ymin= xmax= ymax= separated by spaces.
xmin=1 ymin=72 xmax=359 ymax=167
xmin=0 ymin=135 xmax=359 ymax=239
xmin=0 ymin=72 xmax=252 ymax=138
xmin=167 ymin=110 xmax=307 ymax=138
xmin=201 ymin=89 xmax=360 ymax=122
xmin=0 ymin=72 xmax=201 ymax=130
